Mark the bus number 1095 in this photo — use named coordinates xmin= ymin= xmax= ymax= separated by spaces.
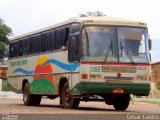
xmin=90 ymin=66 xmax=101 ymax=72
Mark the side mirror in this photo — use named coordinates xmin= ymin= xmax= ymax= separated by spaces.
xmin=68 ymin=34 xmax=81 ymax=62
xmin=71 ymin=35 xmax=79 ymax=48
xmin=148 ymin=39 xmax=152 ymax=50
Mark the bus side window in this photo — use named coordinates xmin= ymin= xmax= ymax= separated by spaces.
xmin=19 ymin=40 xmax=23 ymax=56
xmin=64 ymin=27 xmax=69 ymax=46
xmin=48 ymin=31 xmax=54 ymax=51
xmin=29 ymin=37 xmax=33 ymax=54
xmin=9 ymin=43 xmax=14 ymax=58
xmin=41 ymin=32 xmax=48 ymax=52
xmin=61 ymin=27 xmax=70 ymax=51
xmin=34 ymin=35 xmax=41 ymax=53
xmin=41 ymin=31 xmax=54 ymax=52
xmin=54 ymin=28 xmax=65 ymax=50
xmin=9 ymin=41 xmax=19 ymax=58
xmin=19 ymin=38 xmax=28 ymax=57
xmin=23 ymin=38 xmax=29 ymax=56
xmin=29 ymin=35 xmax=41 ymax=54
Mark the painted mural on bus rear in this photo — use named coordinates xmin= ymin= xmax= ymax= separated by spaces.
xmin=8 ymin=17 xmax=151 ymax=111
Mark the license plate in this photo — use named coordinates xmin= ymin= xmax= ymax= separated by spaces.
xmin=112 ymin=88 xmax=124 ymax=93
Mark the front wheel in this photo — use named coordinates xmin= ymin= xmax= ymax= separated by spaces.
xmin=62 ymin=83 xmax=80 ymax=109
xmin=112 ymin=94 xmax=130 ymax=111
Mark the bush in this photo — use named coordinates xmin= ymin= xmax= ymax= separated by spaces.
xmin=2 ymin=80 xmax=10 ymax=91
xmin=156 ymin=83 xmax=160 ymax=91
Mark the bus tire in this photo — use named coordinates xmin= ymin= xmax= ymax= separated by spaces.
xmin=23 ymin=82 xmax=33 ymax=106
xmin=32 ymin=95 xmax=41 ymax=106
xmin=23 ymin=82 xmax=41 ymax=106
xmin=112 ymin=94 xmax=130 ymax=111
xmin=62 ymin=82 xmax=80 ymax=109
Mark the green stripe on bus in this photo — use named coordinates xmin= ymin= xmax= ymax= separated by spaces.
xmin=71 ymin=82 xmax=150 ymax=96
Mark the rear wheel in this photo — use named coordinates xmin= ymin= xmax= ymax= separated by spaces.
xmin=62 ymin=83 xmax=80 ymax=109
xmin=112 ymin=94 xmax=130 ymax=111
xmin=32 ymin=95 xmax=41 ymax=106
xmin=23 ymin=82 xmax=41 ymax=106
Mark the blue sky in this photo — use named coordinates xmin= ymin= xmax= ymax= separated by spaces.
xmin=0 ymin=0 xmax=159 ymax=62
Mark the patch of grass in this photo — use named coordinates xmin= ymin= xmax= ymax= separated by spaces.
xmin=131 ymin=99 xmax=160 ymax=106
xmin=139 ymin=101 xmax=160 ymax=105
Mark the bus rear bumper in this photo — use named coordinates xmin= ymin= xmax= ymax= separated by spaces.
xmin=71 ymin=82 xmax=150 ymax=96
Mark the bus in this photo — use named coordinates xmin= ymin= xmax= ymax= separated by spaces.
xmin=8 ymin=17 xmax=151 ymax=111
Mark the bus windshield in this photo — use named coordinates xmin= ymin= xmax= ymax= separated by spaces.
xmin=81 ymin=26 xmax=149 ymax=63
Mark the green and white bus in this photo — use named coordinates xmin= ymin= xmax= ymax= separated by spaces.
xmin=8 ymin=17 xmax=151 ymax=111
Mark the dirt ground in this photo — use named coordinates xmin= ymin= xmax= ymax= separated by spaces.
xmin=0 ymin=97 xmax=160 ymax=114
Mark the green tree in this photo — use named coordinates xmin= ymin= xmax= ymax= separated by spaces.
xmin=0 ymin=18 xmax=12 ymax=64
xmin=79 ymin=11 xmax=106 ymax=17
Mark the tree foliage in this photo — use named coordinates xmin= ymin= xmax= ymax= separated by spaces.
xmin=0 ymin=18 xmax=12 ymax=64
xmin=79 ymin=11 xmax=106 ymax=17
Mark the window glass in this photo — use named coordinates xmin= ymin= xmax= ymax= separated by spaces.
xmin=118 ymin=27 xmax=149 ymax=63
xmin=19 ymin=40 xmax=23 ymax=56
xmin=54 ymin=29 xmax=65 ymax=50
xmin=81 ymin=26 xmax=118 ymax=62
xmin=41 ymin=31 xmax=54 ymax=52
xmin=29 ymin=37 xmax=33 ymax=54
xmin=9 ymin=41 xmax=19 ymax=58
xmin=9 ymin=43 xmax=14 ymax=58
xmin=23 ymin=38 xmax=29 ymax=55
xmin=64 ymin=28 xmax=69 ymax=46
xmin=48 ymin=31 xmax=54 ymax=51
xmin=18 ymin=38 xmax=28 ymax=56
xmin=41 ymin=33 xmax=47 ymax=52
xmin=29 ymin=35 xmax=40 ymax=54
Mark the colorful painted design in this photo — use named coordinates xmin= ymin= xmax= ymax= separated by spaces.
xmin=12 ymin=56 xmax=78 ymax=94
xmin=29 ymin=56 xmax=55 ymax=94
xmin=12 ymin=58 xmax=79 ymax=74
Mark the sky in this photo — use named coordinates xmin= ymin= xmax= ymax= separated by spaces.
xmin=0 ymin=0 xmax=160 ymax=62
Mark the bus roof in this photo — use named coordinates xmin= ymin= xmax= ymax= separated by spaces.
xmin=10 ymin=16 xmax=147 ymax=41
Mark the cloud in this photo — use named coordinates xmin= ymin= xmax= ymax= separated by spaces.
xmin=1 ymin=0 xmax=160 ymax=62
xmin=1 ymin=0 xmax=160 ymax=37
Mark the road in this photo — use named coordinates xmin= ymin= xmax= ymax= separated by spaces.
xmin=0 ymin=98 xmax=160 ymax=120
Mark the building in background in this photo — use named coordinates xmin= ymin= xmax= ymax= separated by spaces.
xmin=151 ymin=61 xmax=160 ymax=83
xmin=150 ymin=62 xmax=160 ymax=98
xmin=0 ymin=61 xmax=8 ymax=79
